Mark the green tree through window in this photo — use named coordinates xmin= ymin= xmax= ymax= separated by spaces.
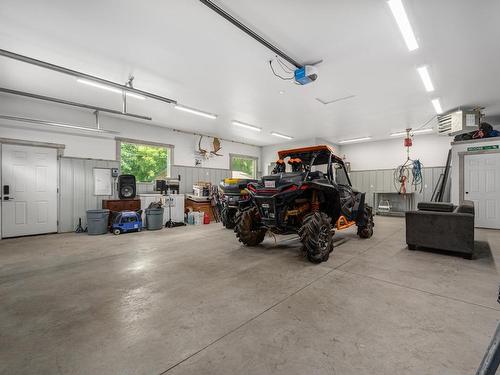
xmin=120 ymin=142 xmax=169 ymax=182
xmin=231 ymin=155 xmax=256 ymax=179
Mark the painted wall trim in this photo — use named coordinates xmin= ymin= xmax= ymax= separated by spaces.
xmin=115 ymin=137 xmax=176 ymax=149
xmin=60 ymin=156 xmax=118 ymax=163
xmin=451 ymin=137 xmax=500 ymax=146
xmin=0 ymin=137 xmax=65 ymax=150
xmin=172 ymin=164 xmax=230 ymax=171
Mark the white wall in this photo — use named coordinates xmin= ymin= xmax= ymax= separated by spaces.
xmin=0 ymin=96 xmax=261 ymax=169
xmin=339 ymin=134 xmax=452 ymax=171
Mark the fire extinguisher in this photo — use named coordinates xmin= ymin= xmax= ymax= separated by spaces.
xmin=404 ymin=137 xmax=413 ymax=147
xmin=203 ymin=212 xmax=210 ymax=224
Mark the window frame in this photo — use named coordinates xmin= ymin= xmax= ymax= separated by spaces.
xmin=116 ymin=138 xmax=174 ymax=182
xmin=230 ymin=153 xmax=258 ymax=179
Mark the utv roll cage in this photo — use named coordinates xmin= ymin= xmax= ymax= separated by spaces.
xmin=276 ymin=145 xmax=352 ymax=186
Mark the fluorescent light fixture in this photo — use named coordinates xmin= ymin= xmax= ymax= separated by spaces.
xmin=174 ymin=104 xmax=217 ymax=119
xmin=431 ymin=98 xmax=443 ymax=114
xmin=387 ymin=0 xmax=419 ymax=51
xmin=77 ymin=79 xmax=145 ymax=100
xmin=271 ymin=131 xmax=293 ymax=140
xmin=232 ymin=120 xmax=261 ymax=132
xmin=0 ymin=115 xmax=118 ymax=134
xmin=417 ymin=66 xmax=434 ymax=92
xmin=390 ymin=128 xmax=433 ymax=137
xmin=338 ymin=137 xmax=372 ymax=144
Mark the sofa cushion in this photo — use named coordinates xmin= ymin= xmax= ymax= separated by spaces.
xmin=417 ymin=202 xmax=455 ymax=212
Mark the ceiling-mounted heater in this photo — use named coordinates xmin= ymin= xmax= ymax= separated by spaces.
xmin=437 ymin=109 xmax=481 ymax=135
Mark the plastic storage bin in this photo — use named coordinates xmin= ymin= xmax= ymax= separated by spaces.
xmin=145 ymin=207 xmax=165 ymax=230
xmin=86 ymin=209 xmax=110 ymax=235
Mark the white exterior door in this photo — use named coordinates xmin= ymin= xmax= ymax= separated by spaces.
xmin=464 ymin=152 xmax=500 ymax=229
xmin=1 ymin=144 xmax=58 ymax=238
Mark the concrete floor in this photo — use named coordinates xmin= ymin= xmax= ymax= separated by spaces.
xmin=0 ymin=216 xmax=498 ymax=375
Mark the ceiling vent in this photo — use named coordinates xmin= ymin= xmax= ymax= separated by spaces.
xmin=437 ymin=109 xmax=481 ymax=135
xmin=316 ymin=95 xmax=356 ymax=106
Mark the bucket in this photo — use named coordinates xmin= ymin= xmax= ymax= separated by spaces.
xmin=86 ymin=209 xmax=110 ymax=235
xmin=145 ymin=207 xmax=165 ymax=230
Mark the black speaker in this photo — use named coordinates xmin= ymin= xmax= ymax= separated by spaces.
xmin=118 ymin=175 xmax=136 ymax=199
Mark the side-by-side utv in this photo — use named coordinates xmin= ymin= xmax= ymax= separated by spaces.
xmin=217 ymin=178 xmax=257 ymax=229
xmin=234 ymin=145 xmax=374 ymax=263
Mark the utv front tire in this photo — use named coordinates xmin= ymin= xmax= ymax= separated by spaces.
xmin=357 ymin=204 xmax=374 ymax=239
xmin=234 ymin=207 xmax=266 ymax=246
xmin=221 ymin=207 xmax=236 ymax=229
xmin=299 ymin=212 xmax=333 ymax=264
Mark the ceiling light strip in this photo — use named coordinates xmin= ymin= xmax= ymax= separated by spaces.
xmin=77 ymin=79 xmax=145 ymax=100
xmin=0 ymin=115 xmax=118 ymax=134
xmin=431 ymin=98 xmax=443 ymax=114
xmin=232 ymin=120 xmax=261 ymax=132
xmin=387 ymin=0 xmax=419 ymax=51
xmin=0 ymin=48 xmax=177 ymax=104
xmin=174 ymin=104 xmax=217 ymax=119
xmin=339 ymin=137 xmax=372 ymax=144
xmin=390 ymin=128 xmax=433 ymax=137
xmin=416 ymin=66 xmax=435 ymax=92
xmin=271 ymin=131 xmax=293 ymax=140
xmin=0 ymin=86 xmax=152 ymax=121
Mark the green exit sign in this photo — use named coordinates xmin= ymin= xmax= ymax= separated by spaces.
xmin=467 ymin=145 xmax=499 ymax=152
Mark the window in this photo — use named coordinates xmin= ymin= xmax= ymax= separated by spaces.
xmin=119 ymin=141 xmax=170 ymax=182
xmin=230 ymin=154 xmax=257 ymax=179
xmin=334 ymin=163 xmax=350 ymax=186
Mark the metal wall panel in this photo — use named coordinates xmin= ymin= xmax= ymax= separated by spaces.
xmin=348 ymin=166 xmax=451 ymax=209
xmin=59 ymin=157 xmax=119 ymax=233
xmin=170 ymin=165 xmax=231 ymax=194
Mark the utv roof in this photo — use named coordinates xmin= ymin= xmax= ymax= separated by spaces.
xmin=277 ymin=145 xmax=343 ymax=165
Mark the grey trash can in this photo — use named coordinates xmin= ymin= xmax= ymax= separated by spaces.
xmin=86 ymin=209 xmax=110 ymax=235
xmin=146 ymin=208 xmax=164 ymax=230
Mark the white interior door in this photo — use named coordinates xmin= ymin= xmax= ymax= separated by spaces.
xmin=1 ymin=144 xmax=58 ymax=238
xmin=464 ymin=152 xmax=500 ymax=229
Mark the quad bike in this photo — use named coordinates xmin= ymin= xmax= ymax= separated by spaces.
xmin=216 ymin=178 xmax=257 ymax=229
xmin=234 ymin=145 xmax=374 ymax=263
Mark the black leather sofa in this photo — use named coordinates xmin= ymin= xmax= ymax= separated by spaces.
xmin=405 ymin=201 xmax=475 ymax=259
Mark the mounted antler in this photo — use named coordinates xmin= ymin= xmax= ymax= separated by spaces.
xmin=197 ymin=135 xmax=208 ymax=158
xmin=210 ymin=137 xmax=223 ymax=156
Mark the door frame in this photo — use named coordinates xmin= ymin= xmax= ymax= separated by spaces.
xmin=0 ymin=138 xmax=64 ymax=240
xmin=458 ymin=149 xmax=500 ymax=204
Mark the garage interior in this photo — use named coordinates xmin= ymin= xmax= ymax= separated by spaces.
xmin=0 ymin=1 xmax=499 ymax=374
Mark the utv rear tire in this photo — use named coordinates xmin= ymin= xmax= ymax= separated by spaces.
xmin=299 ymin=212 xmax=333 ymax=264
xmin=357 ymin=204 xmax=374 ymax=239
xmin=221 ymin=207 xmax=236 ymax=229
xmin=234 ymin=207 xmax=266 ymax=246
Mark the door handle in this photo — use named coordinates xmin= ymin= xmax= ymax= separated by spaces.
xmin=3 ymin=185 xmax=10 ymax=200
xmin=465 ymin=192 xmax=469 ymax=194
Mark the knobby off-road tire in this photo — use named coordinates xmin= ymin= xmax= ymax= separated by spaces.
xmin=357 ymin=204 xmax=374 ymax=239
xmin=221 ymin=207 xmax=236 ymax=229
xmin=234 ymin=207 xmax=266 ymax=246
xmin=299 ymin=212 xmax=334 ymax=264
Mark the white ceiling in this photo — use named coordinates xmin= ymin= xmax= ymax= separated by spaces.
xmin=1 ymin=0 xmax=499 ymax=145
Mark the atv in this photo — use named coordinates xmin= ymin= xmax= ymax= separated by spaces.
xmin=234 ymin=145 xmax=374 ymax=263
xmin=216 ymin=178 xmax=257 ymax=229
